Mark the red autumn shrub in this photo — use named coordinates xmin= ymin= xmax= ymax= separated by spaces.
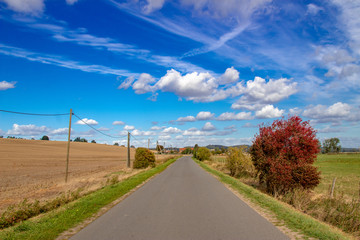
xmin=250 ymin=116 xmax=320 ymax=195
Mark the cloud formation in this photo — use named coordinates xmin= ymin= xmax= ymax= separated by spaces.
xmin=0 ymin=81 xmax=16 ymax=90
xmin=255 ymin=105 xmax=284 ymax=119
xmin=76 ymin=118 xmax=99 ymax=125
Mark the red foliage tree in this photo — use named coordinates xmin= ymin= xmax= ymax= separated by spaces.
xmin=250 ymin=116 xmax=320 ymax=195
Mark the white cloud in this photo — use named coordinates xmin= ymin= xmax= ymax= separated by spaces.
xmin=66 ymin=0 xmax=78 ymax=5
xmin=177 ymin=116 xmax=196 ymax=122
xmin=196 ymin=111 xmax=214 ymax=120
xmin=76 ymin=118 xmax=98 ymax=125
xmin=232 ymin=77 xmax=297 ymax=110
xmin=302 ymin=102 xmax=357 ymax=123
xmin=124 ymin=125 xmax=135 ymax=131
xmin=306 ymin=4 xmax=323 ymax=15
xmin=202 ymin=122 xmax=216 ymax=131
xmin=255 ymin=105 xmax=284 ymax=119
xmin=132 ymin=73 xmax=156 ymax=94
xmin=155 ymin=69 xmax=217 ymax=98
xmin=0 ymin=44 xmax=134 ymax=77
xmin=1 ymin=0 xmax=45 ymax=15
xmin=162 ymin=127 xmax=182 ymax=134
xmin=217 ymin=112 xmax=253 ymax=121
xmin=0 ymin=81 xmax=16 ymax=90
xmin=6 ymin=124 xmax=69 ymax=136
xmin=331 ymin=0 xmax=360 ymax=56
xmin=112 ymin=121 xmax=125 ymax=125
xmin=118 ymin=76 xmax=135 ymax=90
xmin=51 ymin=128 xmax=70 ymax=135
xmin=143 ymin=0 xmax=165 ymax=14
xmin=7 ymin=124 xmax=48 ymax=135
xmin=131 ymin=129 xmax=155 ymax=136
xmin=150 ymin=126 xmax=166 ymax=130
xmin=218 ymin=66 xmax=239 ymax=85
xmin=242 ymin=122 xmax=257 ymax=128
xmin=289 ymin=107 xmax=302 ymax=116
xmin=97 ymin=127 xmax=110 ymax=131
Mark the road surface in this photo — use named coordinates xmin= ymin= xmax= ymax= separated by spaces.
xmin=70 ymin=156 xmax=289 ymax=240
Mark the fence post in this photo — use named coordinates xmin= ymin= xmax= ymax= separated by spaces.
xmin=65 ymin=109 xmax=72 ymax=183
xmin=127 ymin=132 xmax=130 ymax=168
xmin=330 ymin=177 xmax=336 ymax=198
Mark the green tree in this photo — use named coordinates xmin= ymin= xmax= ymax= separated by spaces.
xmin=41 ymin=135 xmax=49 ymax=141
xmin=91 ymin=140 xmax=96 ymax=143
xmin=195 ymin=147 xmax=211 ymax=161
xmin=114 ymin=142 xmax=119 ymax=146
xmin=323 ymin=138 xmax=341 ymax=153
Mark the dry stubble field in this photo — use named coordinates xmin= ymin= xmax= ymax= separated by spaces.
xmin=0 ymin=138 xmax=174 ymax=213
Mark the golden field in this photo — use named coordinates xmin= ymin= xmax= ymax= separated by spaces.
xmin=0 ymin=138 xmax=174 ymax=212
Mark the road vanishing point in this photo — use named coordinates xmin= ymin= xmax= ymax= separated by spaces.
xmin=70 ymin=156 xmax=289 ymax=240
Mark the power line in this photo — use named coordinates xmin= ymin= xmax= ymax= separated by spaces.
xmin=73 ymin=113 xmax=126 ymax=139
xmin=0 ymin=109 xmax=69 ymax=116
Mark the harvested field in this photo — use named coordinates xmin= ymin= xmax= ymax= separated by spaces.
xmin=0 ymin=138 xmax=176 ymax=213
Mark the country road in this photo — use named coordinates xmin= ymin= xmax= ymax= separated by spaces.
xmin=70 ymin=156 xmax=289 ymax=240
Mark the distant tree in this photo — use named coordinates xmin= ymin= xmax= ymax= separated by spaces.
xmin=91 ymin=140 xmax=96 ymax=143
xmin=114 ymin=142 xmax=119 ymax=146
xmin=41 ymin=135 xmax=49 ymax=141
xmin=0 ymin=136 xmax=3 ymax=138
xmin=74 ymin=137 xmax=87 ymax=142
xmin=323 ymin=138 xmax=341 ymax=153
xmin=131 ymin=145 xmax=135 ymax=148
xmin=250 ymin=116 xmax=320 ymax=196
xmin=195 ymin=147 xmax=211 ymax=161
xmin=181 ymin=147 xmax=193 ymax=154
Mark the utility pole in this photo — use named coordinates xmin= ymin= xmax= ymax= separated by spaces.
xmin=127 ymin=132 xmax=130 ymax=168
xmin=65 ymin=109 xmax=72 ymax=183
xmin=164 ymin=142 xmax=166 ymax=154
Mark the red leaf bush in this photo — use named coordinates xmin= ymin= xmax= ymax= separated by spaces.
xmin=250 ymin=116 xmax=320 ymax=195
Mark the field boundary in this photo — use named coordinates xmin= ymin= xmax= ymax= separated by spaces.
xmin=0 ymin=157 xmax=179 ymax=240
xmin=195 ymin=159 xmax=353 ymax=240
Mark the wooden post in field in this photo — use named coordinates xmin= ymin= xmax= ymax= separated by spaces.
xmin=127 ymin=132 xmax=130 ymax=168
xmin=65 ymin=109 xmax=73 ymax=183
xmin=330 ymin=177 xmax=336 ymax=198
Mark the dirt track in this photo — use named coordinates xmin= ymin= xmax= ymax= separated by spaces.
xmin=0 ymin=138 xmax=173 ymax=212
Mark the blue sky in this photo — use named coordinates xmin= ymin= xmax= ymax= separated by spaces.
xmin=0 ymin=0 xmax=359 ymax=148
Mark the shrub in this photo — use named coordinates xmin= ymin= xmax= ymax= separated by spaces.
xmin=195 ymin=147 xmax=211 ymax=161
xmin=133 ymin=147 xmax=156 ymax=169
xmin=250 ymin=116 xmax=320 ymax=195
xmin=226 ymin=147 xmax=254 ymax=177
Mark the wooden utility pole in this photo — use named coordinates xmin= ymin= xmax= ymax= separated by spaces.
xmin=65 ymin=109 xmax=72 ymax=183
xmin=127 ymin=132 xmax=130 ymax=168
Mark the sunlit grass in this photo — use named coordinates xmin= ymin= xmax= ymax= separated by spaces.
xmin=314 ymin=153 xmax=360 ymax=198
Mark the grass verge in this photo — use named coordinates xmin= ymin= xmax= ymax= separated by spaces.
xmin=195 ymin=159 xmax=353 ymax=240
xmin=0 ymin=157 xmax=178 ymax=240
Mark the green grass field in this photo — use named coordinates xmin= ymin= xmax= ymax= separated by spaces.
xmin=314 ymin=153 xmax=360 ymax=199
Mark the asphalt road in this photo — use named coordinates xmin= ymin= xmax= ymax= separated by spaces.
xmin=70 ymin=156 xmax=289 ymax=240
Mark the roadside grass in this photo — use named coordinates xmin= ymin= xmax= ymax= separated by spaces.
xmin=196 ymin=159 xmax=353 ymax=240
xmin=0 ymin=157 xmax=178 ymax=240
xmin=314 ymin=153 xmax=360 ymax=198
